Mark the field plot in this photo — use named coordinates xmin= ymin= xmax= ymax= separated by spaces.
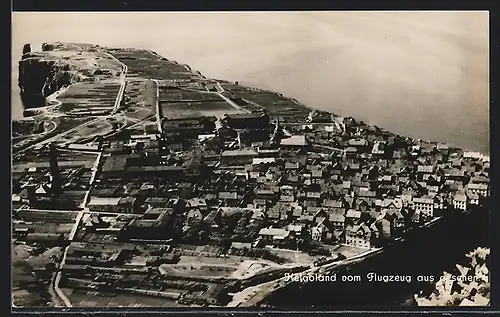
xmin=335 ymin=245 xmax=369 ymax=259
xmin=65 ymin=289 xmax=185 ymax=307
xmin=264 ymin=246 xmax=318 ymax=265
xmin=160 ymin=263 xmax=237 ymax=279
xmin=14 ymin=210 xmax=78 ymax=225
xmin=57 ymin=118 xmax=119 ymax=145
xmin=13 ymin=144 xmax=97 ymax=165
xmin=12 ymin=116 xmax=97 ymax=153
xmin=159 ymin=88 xmax=224 ymax=102
xmin=56 ymin=81 xmax=120 ymax=115
xmin=12 ymin=120 xmax=57 ymax=140
xmin=225 ymin=87 xmax=310 ymax=119
xmin=39 ymin=44 xmax=123 ymax=77
xmin=123 ymin=108 xmax=155 ymax=122
xmin=160 ymin=101 xmax=242 ymax=119
xmin=107 ymin=49 xmax=197 ymax=80
xmin=123 ymin=79 xmax=157 ymax=113
xmin=12 ymin=244 xmax=61 ymax=307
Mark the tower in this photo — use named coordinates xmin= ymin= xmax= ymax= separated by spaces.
xmin=26 ymin=184 xmax=37 ymax=206
xmin=49 ymin=143 xmax=61 ymax=191
xmin=22 ymin=44 xmax=31 ymax=55
xmin=270 ymin=118 xmax=284 ymax=145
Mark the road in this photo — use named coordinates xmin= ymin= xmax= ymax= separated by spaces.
xmin=20 ymin=117 xmax=103 ymax=153
xmin=102 ymin=50 xmax=128 ymax=115
xmin=227 ymin=247 xmax=382 ymax=307
xmin=210 ymin=82 xmax=251 ymax=113
xmin=12 ymin=160 xmax=95 ymax=172
xmin=51 ymin=150 xmax=105 ymax=307
xmin=313 ymin=144 xmax=345 ymax=155
xmin=14 ymin=208 xmax=140 ymax=217
xmin=79 ymin=152 xmax=103 ymax=209
xmin=17 ymin=46 xmax=128 ymax=155
xmin=152 ymin=79 xmax=162 ymax=133
xmin=98 ymin=114 xmax=155 ymax=140
xmin=241 ymin=98 xmax=266 ymax=112
xmin=52 ymin=208 xmax=83 ymax=307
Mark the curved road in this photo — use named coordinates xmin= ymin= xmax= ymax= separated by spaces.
xmin=49 ymin=46 xmax=129 ymax=307
xmin=227 ymin=247 xmax=382 ymax=307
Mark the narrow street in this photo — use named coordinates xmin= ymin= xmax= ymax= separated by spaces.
xmin=152 ymin=79 xmax=162 ymax=133
xmin=52 ymin=150 xmax=103 ymax=307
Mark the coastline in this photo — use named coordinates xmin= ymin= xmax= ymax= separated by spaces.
xmin=12 ymin=43 xmax=490 ymax=308
xmin=227 ymin=210 xmax=446 ymax=307
xmin=13 ymin=44 xmax=489 ymax=155
xmin=261 ymin=204 xmax=489 ymax=308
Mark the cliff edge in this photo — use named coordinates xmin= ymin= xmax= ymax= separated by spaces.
xmin=17 ymin=42 xmax=121 ymax=109
xmin=415 ymin=247 xmax=490 ymax=306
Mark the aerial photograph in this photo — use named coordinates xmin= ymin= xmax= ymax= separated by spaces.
xmin=11 ymin=11 xmax=489 ymax=309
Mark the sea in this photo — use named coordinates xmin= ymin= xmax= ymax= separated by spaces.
xmin=11 ymin=12 xmax=489 ymax=154
xmin=265 ymin=203 xmax=489 ymax=308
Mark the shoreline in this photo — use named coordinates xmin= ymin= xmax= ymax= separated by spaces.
xmin=13 ymin=42 xmax=490 ymax=308
xmin=227 ymin=212 xmax=446 ymax=307
xmin=256 ymin=206 xmax=488 ymax=308
xmin=13 ymin=46 xmax=489 ymax=156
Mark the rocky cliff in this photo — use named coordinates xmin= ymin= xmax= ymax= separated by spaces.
xmin=17 ymin=44 xmax=88 ymax=108
xmin=415 ymin=247 xmax=490 ymax=306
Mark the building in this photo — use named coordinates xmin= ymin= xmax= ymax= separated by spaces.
xmin=258 ymin=227 xmax=290 ymax=242
xmin=221 ymin=149 xmax=258 ymax=165
xmin=344 ymin=147 xmax=358 ymax=158
xmin=252 ymin=157 xmax=276 ymax=166
xmin=87 ymin=197 xmax=138 ymax=213
xmin=186 ymin=209 xmax=204 ymax=222
xmin=24 ymin=233 xmax=66 ymax=247
xmin=463 ymin=151 xmax=487 ymax=161
xmin=386 ymin=208 xmax=406 ymax=234
xmin=412 ymin=197 xmax=435 ymax=219
xmin=345 ymin=209 xmax=362 ymax=224
xmin=307 ymin=110 xmax=332 ymax=123
xmin=371 ymin=141 xmax=386 ymax=156
xmin=468 ymin=193 xmax=480 ymax=206
xmin=162 ymin=115 xmax=217 ymax=137
xmin=374 ymin=212 xmax=395 ymax=241
xmin=417 ymin=165 xmax=434 ymax=174
xmin=280 ymin=135 xmax=308 ymax=149
xmin=120 ymin=208 xmax=175 ymax=240
xmin=221 ymin=111 xmax=270 ymax=130
xmin=433 ymin=196 xmax=446 ymax=212
xmin=345 ymin=224 xmax=372 ymax=249
xmin=328 ymin=212 xmax=346 ymax=231
xmin=453 ymin=194 xmax=468 ymax=211
xmin=144 ymin=197 xmax=169 ymax=208
xmin=126 ymin=165 xmax=186 ymax=180
xmin=101 ymin=155 xmax=128 ymax=177
xmin=311 ymin=218 xmax=335 ymax=242
xmin=466 ymin=183 xmax=488 ymax=197
xmin=231 ymin=242 xmax=253 ymax=250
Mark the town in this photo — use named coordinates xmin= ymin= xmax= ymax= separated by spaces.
xmin=12 ymin=42 xmax=490 ymax=308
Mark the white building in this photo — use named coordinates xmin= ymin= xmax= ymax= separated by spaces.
xmin=345 ymin=224 xmax=372 ymax=249
xmin=453 ymin=194 xmax=468 ymax=211
xmin=468 ymin=193 xmax=480 ymax=206
xmin=466 ymin=183 xmax=488 ymax=197
xmin=412 ymin=197 xmax=434 ymax=218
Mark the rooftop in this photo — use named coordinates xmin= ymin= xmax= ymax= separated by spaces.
xmin=280 ymin=135 xmax=307 ymax=146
